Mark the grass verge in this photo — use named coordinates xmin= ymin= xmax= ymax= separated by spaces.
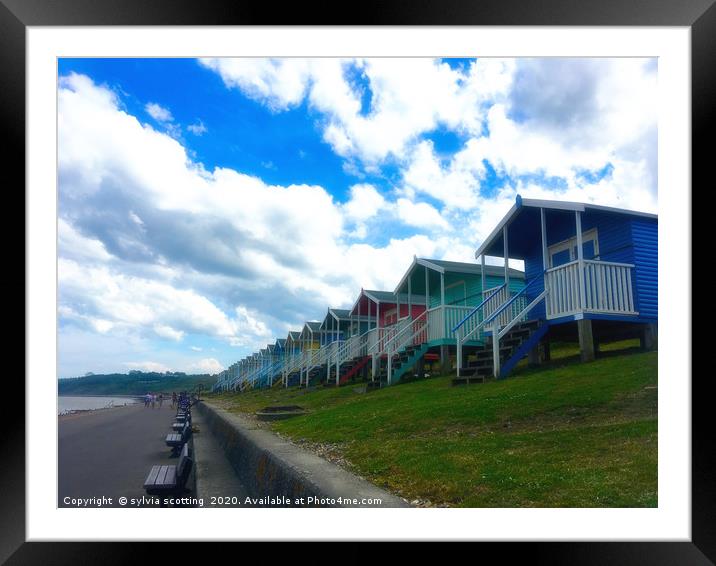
xmin=206 ymin=340 xmax=657 ymax=507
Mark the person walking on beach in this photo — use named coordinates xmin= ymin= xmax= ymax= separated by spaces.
xmin=144 ymin=393 xmax=151 ymax=408
xmin=150 ymin=393 xmax=156 ymax=409
xmin=158 ymin=393 xmax=164 ymax=408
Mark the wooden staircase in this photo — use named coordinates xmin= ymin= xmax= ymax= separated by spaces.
xmin=305 ymin=364 xmax=327 ymax=386
xmin=454 ymin=320 xmax=547 ymax=385
xmin=369 ymin=343 xmax=430 ymax=389
xmin=323 ymin=355 xmax=371 ymax=387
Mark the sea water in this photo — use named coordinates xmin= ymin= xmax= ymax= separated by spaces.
xmin=58 ymin=396 xmax=140 ymax=415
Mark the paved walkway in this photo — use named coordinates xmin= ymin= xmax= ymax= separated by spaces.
xmin=59 ymin=402 xmax=187 ymax=507
xmin=191 ymin=409 xmax=248 ymax=507
xmin=59 ymin=401 xmax=249 ymax=508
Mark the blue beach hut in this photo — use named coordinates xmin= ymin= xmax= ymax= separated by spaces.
xmin=455 ymin=195 xmax=657 ymax=381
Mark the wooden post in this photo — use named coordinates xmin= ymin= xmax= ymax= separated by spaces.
xmin=480 ymin=254 xmax=486 ymax=299
xmin=425 ymin=266 xmax=430 ymax=309
xmin=440 ymin=344 xmax=450 ymax=374
xmin=408 ymin=276 xmax=412 ymax=319
xmin=577 ymin=319 xmax=595 ymax=362
xmin=397 ymin=290 xmax=401 ymax=324
xmin=503 ymin=225 xmax=510 ymax=290
xmin=492 ymin=322 xmax=501 ymax=377
xmin=575 ymin=211 xmax=586 ymax=310
xmin=456 ymin=326 xmax=462 ymax=377
xmin=541 ymin=208 xmax=548 ymax=270
xmin=541 ymin=207 xmax=549 ymax=315
xmin=440 ymin=271 xmax=446 ymax=343
xmin=640 ymin=323 xmax=658 ymax=351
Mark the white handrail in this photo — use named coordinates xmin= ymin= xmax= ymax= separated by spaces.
xmin=457 ymin=290 xmax=509 ymax=349
xmin=383 ymin=309 xmax=430 ymax=355
xmin=490 ymin=289 xmax=549 ymax=378
xmin=382 ymin=310 xmax=431 ymax=385
xmin=336 ymin=327 xmax=373 ymax=366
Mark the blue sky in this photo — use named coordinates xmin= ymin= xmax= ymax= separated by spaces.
xmin=57 ymin=57 xmax=657 ymax=377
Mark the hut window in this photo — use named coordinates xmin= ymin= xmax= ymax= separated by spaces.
xmin=548 ymin=228 xmax=599 ymax=267
xmin=385 ymin=308 xmax=398 ymax=326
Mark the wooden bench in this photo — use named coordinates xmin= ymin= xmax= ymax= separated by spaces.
xmin=174 ymin=412 xmax=191 ymax=424
xmin=143 ymin=443 xmax=193 ymax=499
xmin=166 ymin=421 xmax=191 ymax=453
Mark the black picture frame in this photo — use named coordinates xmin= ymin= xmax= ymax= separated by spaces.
xmin=5 ymin=0 xmax=708 ymax=562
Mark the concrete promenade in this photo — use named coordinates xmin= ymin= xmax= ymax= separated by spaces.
xmin=58 ymin=398 xmax=404 ymax=509
xmin=58 ymin=401 xmax=246 ymax=508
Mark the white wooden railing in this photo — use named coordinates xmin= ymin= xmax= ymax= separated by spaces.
xmin=334 ymin=332 xmax=365 ymax=367
xmin=453 ymin=284 xmax=532 ymax=376
xmin=545 ymin=259 xmax=636 ymax=318
xmin=426 ymin=305 xmax=483 ymax=343
xmin=366 ymin=319 xmax=411 ymax=357
xmin=381 ymin=310 xmax=430 ymax=384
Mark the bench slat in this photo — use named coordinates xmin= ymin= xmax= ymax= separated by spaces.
xmin=156 ymin=466 xmax=169 ymax=486
xmin=145 ymin=465 xmax=178 ymax=490
xmin=144 ymin=465 xmax=162 ymax=488
xmin=162 ymin=466 xmax=177 ymax=487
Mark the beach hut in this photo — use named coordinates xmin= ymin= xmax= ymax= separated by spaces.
xmin=282 ymin=330 xmax=303 ymax=387
xmin=320 ymin=308 xmax=351 ymax=346
xmin=270 ymin=338 xmax=287 ymax=386
xmin=367 ymin=259 xmax=524 ymax=385
xmin=346 ymin=288 xmax=430 ymax=385
xmin=456 ymin=195 xmax=657 ymax=381
xmin=298 ymin=321 xmax=329 ymax=386
xmin=252 ymin=344 xmax=282 ymax=389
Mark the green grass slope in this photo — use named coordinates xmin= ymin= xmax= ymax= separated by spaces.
xmin=207 ymin=341 xmax=657 ymax=507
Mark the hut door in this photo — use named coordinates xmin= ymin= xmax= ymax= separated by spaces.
xmin=549 ymin=228 xmax=599 ymax=267
xmin=446 ymin=280 xmax=467 ymax=306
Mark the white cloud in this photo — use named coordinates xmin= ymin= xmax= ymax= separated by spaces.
xmin=58 ymin=218 xmax=113 ymax=263
xmin=401 ymin=140 xmax=484 ymax=210
xmin=199 ymin=58 xmax=313 ymax=111
xmin=201 ymin=57 xmax=657 ymax=208
xmin=187 ymin=120 xmax=208 ymax=135
xmin=395 ymin=198 xmax=450 ymax=231
xmin=233 ymin=306 xmax=272 ymax=345
xmin=187 ymin=357 xmax=224 ymax=374
xmin=59 ymin=258 xmax=268 ymax=346
xmin=59 ymin=74 xmax=400 ymax=348
xmin=129 ymin=210 xmax=145 ymax=227
xmin=343 ymin=183 xmax=385 ymax=220
xmin=153 ymin=324 xmax=185 ymax=341
xmin=145 ymin=102 xmax=173 ymax=122
xmin=199 ymin=58 xmax=515 ymax=165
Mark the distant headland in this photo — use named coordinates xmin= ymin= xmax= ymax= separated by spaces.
xmin=58 ymin=370 xmax=216 ymax=396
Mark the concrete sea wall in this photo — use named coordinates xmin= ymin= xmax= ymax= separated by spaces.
xmin=195 ymin=401 xmax=409 ymax=508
